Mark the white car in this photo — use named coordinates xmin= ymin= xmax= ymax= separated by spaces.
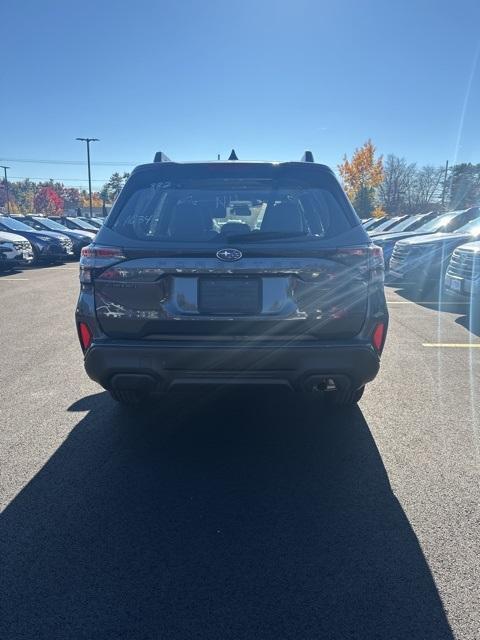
xmin=0 ymin=231 xmax=34 ymax=271
xmin=445 ymin=240 xmax=480 ymax=297
xmin=445 ymin=240 xmax=480 ymax=330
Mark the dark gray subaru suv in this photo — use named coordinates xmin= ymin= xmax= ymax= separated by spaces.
xmin=76 ymin=152 xmax=388 ymax=406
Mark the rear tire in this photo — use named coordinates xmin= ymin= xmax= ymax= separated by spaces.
xmin=109 ymin=388 xmax=148 ymax=405
xmin=327 ymin=385 xmax=365 ymax=406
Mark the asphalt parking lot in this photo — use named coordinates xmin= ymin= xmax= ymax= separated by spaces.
xmin=1 ymin=265 xmax=479 ymax=640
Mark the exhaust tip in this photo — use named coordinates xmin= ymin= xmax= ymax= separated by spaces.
xmin=303 ymin=375 xmax=338 ymax=393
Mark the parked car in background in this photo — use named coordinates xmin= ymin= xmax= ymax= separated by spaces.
xmin=377 ymin=209 xmax=479 ymax=272
xmin=445 ymin=240 xmax=480 ymax=298
xmin=369 ymin=211 xmax=439 ymax=237
xmin=15 ymin=215 xmax=95 ymax=258
xmin=389 ymin=209 xmax=480 ymax=294
xmin=50 ymin=216 xmax=99 ymax=234
xmin=362 ymin=217 xmax=387 ymax=231
xmin=0 ymin=217 xmax=74 ymax=264
xmin=367 ymin=215 xmax=408 ymax=235
xmin=76 ymin=152 xmax=388 ymax=407
xmin=78 ymin=217 xmax=104 ymax=229
xmin=0 ymin=231 xmax=34 ymax=271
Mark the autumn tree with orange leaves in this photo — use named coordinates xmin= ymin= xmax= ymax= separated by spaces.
xmin=338 ymin=140 xmax=384 ymax=219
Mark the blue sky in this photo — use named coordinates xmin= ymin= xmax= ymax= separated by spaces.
xmin=1 ymin=0 xmax=480 ymax=188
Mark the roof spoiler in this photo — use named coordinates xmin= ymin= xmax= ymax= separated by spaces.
xmin=153 ymin=151 xmax=172 ymax=162
xmin=301 ymin=150 xmax=314 ymax=163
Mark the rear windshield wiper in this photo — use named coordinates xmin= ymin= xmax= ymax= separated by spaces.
xmin=226 ymin=231 xmax=313 ymax=242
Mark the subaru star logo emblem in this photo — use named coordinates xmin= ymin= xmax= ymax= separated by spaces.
xmin=216 ymin=248 xmax=243 ymax=261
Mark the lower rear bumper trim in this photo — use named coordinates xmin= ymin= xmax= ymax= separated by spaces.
xmin=84 ymin=341 xmax=380 ymax=393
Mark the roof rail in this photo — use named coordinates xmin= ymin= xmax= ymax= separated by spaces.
xmin=153 ymin=151 xmax=172 ymax=162
xmin=228 ymin=149 xmax=238 ymax=161
xmin=301 ymin=150 xmax=314 ymax=163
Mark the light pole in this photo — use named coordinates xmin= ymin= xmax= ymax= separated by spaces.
xmin=441 ymin=159 xmax=449 ymax=209
xmin=76 ymin=137 xmax=99 ymax=217
xmin=0 ymin=165 xmax=10 ymax=214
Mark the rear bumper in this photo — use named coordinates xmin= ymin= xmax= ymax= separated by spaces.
xmin=389 ymin=263 xmax=439 ymax=284
xmin=444 ymin=273 xmax=480 ymax=298
xmin=83 ymin=340 xmax=381 ymax=393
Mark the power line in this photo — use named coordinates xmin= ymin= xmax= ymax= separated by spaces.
xmin=0 ymin=157 xmax=139 ymax=166
xmin=10 ymin=176 xmax=110 ymax=183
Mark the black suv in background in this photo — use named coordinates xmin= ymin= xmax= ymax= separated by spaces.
xmin=76 ymin=152 xmax=388 ymax=407
xmin=0 ymin=216 xmax=74 ymax=263
xmin=52 ymin=216 xmax=99 ymax=234
xmin=13 ymin=215 xmax=95 ymax=258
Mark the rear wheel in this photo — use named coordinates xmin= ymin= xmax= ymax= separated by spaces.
xmin=327 ymin=385 xmax=365 ymax=406
xmin=109 ymin=388 xmax=148 ymax=405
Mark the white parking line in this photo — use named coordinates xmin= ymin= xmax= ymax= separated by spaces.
xmin=0 ymin=278 xmax=29 ymax=281
xmin=387 ymin=300 xmax=470 ymax=305
xmin=423 ymin=343 xmax=480 ymax=348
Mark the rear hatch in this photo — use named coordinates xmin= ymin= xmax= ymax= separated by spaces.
xmin=88 ymin=162 xmax=373 ymax=341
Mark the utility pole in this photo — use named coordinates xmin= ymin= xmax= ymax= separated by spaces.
xmin=76 ymin=137 xmax=99 ymax=217
xmin=441 ymin=159 xmax=449 ymax=209
xmin=0 ymin=165 xmax=10 ymax=214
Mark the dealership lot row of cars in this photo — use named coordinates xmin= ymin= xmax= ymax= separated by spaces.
xmin=364 ymin=208 xmax=480 ymax=319
xmin=4 ymin=208 xmax=479 ymax=311
xmin=0 ymin=215 xmax=104 ymax=271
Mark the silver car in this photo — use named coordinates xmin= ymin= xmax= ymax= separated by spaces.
xmin=0 ymin=231 xmax=34 ymax=271
xmin=445 ymin=240 xmax=480 ymax=297
xmin=445 ymin=240 xmax=480 ymax=330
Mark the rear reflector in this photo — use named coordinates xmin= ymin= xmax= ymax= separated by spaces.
xmin=372 ymin=323 xmax=385 ymax=352
xmin=78 ymin=322 xmax=92 ymax=351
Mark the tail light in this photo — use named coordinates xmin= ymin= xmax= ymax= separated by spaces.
xmin=369 ymin=245 xmax=384 ymax=271
xmin=329 ymin=245 xmax=384 ymax=282
xmin=80 ymin=245 xmax=125 ymax=259
xmin=80 ymin=245 xmax=125 ymax=284
xmin=78 ymin=322 xmax=92 ymax=352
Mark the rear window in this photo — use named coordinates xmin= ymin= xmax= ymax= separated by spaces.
xmin=456 ymin=217 xmax=480 ymax=234
xmin=387 ymin=215 xmax=423 ymax=232
xmin=108 ymin=170 xmax=355 ymax=243
xmin=32 ymin=217 xmax=66 ymax=231
xmin=417 ymin=212 xmax=460 ymax=233
xmin=0 ymin=217 xmax=33 ymax=232
xmin=66 ymin=218 xmax=97 ymax=231
xmin=371 ymin=217 xmax=403 ymax=233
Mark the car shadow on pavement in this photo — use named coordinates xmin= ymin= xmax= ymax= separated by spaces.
xmin=455 ymin=314 xmax=480 ymax=338
xmin=0 ymin=390 xmax=453 ymax=640
xmin=389 ymin=283 xmax=471 ymax=312
xmin=0 ymin=269 xmax=21 ymax=277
